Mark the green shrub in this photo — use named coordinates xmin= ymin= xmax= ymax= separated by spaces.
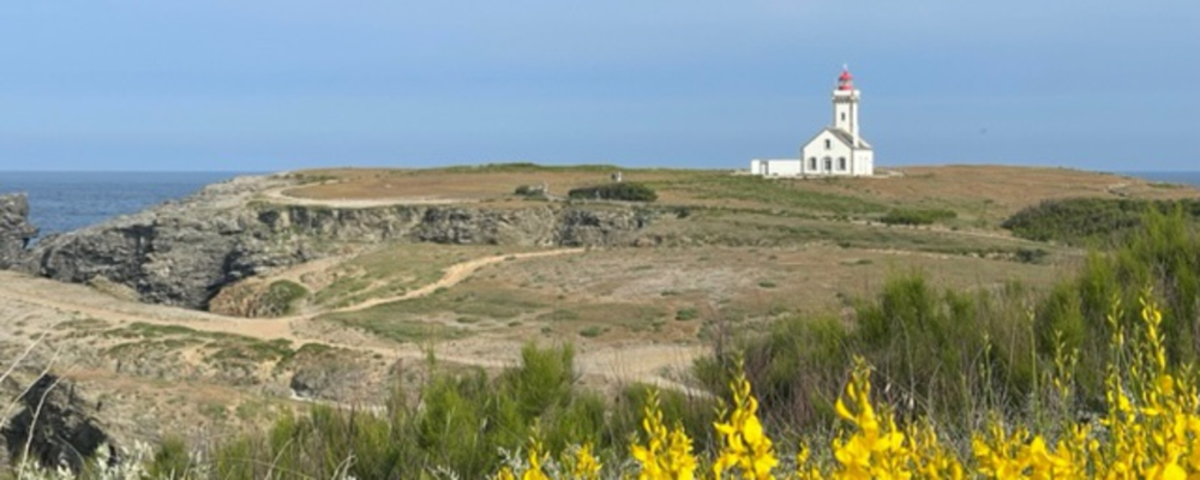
xmin=579 ymin=326 xmax=605 ymax=338
xmin=567 ymin=182 xmax=658 ymax=202
xmin=514 ymin=184 xmax=547 ymax=198
xmin=879 ymin=208 xmax=958 ymax=226
xmin=188 ymin=343 xmax=716 ymax=479
xmin=1015 ymin=247 xmax=1050 ymax=264
xmin=263 ymin=280 xmax=308 ymax=316
xmin=1002 ymin=197 xmax=1200 ymax=245
xmin=675 ymin=307 xmax=699 ymax=321
xmin=147 ymin=437 xmax=194 ymax=479
xmin=699 ymin=207 xmax=1200 ymax=436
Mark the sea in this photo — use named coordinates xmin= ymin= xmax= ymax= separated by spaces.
xmin=0 ymin=171 xmax=248 ymax=238
xmin=1 ymin=170 xmax=1198 ymax=240
xmin=1125 ymin=171 xmax=1200 ymax=188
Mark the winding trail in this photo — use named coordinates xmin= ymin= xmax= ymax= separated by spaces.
xmin=259 ymin=184 xmax=477 ymax=208
xmin=0 ymin=247 xmax=706 ymax=395
xmin=0 ymin=250 xmax=580 ymax=342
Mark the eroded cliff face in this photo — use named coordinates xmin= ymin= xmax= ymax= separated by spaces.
xmin=0 ymin=193 xmax=38 ymax=269
xmin=24 ymin=176 xmax=653 ymax=310
xmin=255 ymin=203 xmax=651 ymax=247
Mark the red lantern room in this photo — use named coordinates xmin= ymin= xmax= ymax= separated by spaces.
xmin=838 ymin=67 xmax=854 ymax=91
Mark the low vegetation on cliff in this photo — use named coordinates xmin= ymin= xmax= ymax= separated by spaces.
xmin=567 ymin=182 xmax=659 ymax=202
xmin=6 ymin=180 xmax=1198 ymax=479
xmin=1003 ymin=197 xmax=1200 ymax=245
xmin=7 ymin=164 xmax=1200 ymax=478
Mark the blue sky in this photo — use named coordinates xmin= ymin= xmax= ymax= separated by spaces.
xmin=0 ymin=1 xmax=1196 ymax=172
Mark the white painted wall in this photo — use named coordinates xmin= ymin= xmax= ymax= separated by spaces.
xmin=853 ymin=150 xmax=874 ymax=176
xmin=754 ymin=159 xmax=803 ymax=176
xmin=833 ymin=90 xmax=858 ymax=138
xmin=801 ymin=130 xmax=855 ymax=175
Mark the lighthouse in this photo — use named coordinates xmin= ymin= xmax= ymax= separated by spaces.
xmin=750 ymin=67 xmax=875 ymax=177
xmin=832 ymin=67 xmax=861 ymax=148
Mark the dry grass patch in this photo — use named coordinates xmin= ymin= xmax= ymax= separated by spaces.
xmin=343 ymin=245 xmax=1068 ymax=347
xmin=307 ymin=243 xmax=538 ymax=308
xmin=286 ymin=165 xmax=686 ymax=202
xmin=283 ymin=164 xmax=1198 ymax=232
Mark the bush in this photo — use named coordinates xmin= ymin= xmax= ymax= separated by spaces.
xmin=878 ymin=208 xmax=957 ymax=226
xmin=514 ymin=184 xmax=547 ymax=198
xmin=75 ymin=296 xmax=1200 ymax=478
xmin=263 ymin=280 xmax=307 ymax=315
xmin=675 ymin=307 xmax=699 ymax=321
xmin=1002 ymin=197 xmax=1200 ymax=245
xmin=567 ymin=182 xmax=658 ymax=202
xmin=148 ymin=343 xmax=716 ymax=479
xmin=702 ymin=206 xmax=1200 ymax=436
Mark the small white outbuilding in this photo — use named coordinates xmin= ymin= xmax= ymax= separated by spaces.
xmin=750 ymin=67 xmax=874 ymax=177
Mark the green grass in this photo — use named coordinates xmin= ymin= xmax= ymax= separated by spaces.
xmin=434 ymin=162 xmax=624 ymax=174
xmin=102 ymin=323 xmax=296 ymax=365
xmin=578 ymin=326 xmax=605 ymax=338
xmin=208 ymin=338 xmax=294 ymax=363
xmin=675 ymin=307 xmax=699 ymax=321
xmin=654 ymin=174 xmax=888 ymax=216
xmin=311 ymin=244 xmax=534 ymax=308
xmin=315 ymin=280 xmax=548 ymax=343
xmin=260 ymin=280 xmax=308 ymax=316
xmin=643 ymin=210 xmax=1049 ymax=258
xmin=878 ymin=208 xmax=958 ymax=226
xmin=333 ymin=318 xmax=468 ymax=343
xmin=1003 ymin=197 xmax=1200 ymax=246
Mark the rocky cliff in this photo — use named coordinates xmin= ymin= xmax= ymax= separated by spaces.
xmin=24 ymin=175 xmax=653 ymax=310
xmin=0 ymin=193 xmax=37 ymax=269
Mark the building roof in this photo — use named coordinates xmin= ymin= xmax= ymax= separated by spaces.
xmin=804 ymin=128 xmax=873 ymax=151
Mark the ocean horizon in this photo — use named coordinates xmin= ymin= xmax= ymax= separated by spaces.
xmin=0 ymin=171 xmax=247 ymax=237
xmin=1122 ymin=171 xmax=1200 ymax=187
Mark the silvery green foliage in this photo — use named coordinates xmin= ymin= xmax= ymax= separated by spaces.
xmin=18 ymin=442 xmax=145 ymax=480
xmin=14 ymin=441 xmax=216 ymax=480
xmin=429 ymin=465 xmax=461 ymax=480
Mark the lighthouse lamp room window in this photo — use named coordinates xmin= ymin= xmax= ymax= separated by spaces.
xmin=749 ymin=67 xmax=875 ymax=177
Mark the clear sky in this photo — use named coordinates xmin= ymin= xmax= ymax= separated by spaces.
xmin=1 ymin=1 xmax=1196 ymax=172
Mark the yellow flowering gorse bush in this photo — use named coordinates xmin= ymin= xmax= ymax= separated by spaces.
xmin=494 ymin=294 xmax=1200 ymax=479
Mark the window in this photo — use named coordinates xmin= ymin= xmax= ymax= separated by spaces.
xmin=839 ymin=157 xmax=847 ymax=171
xmin=840 ymin=112 xmax=846 ymax=122
xmin=824 ymin=157 xmax=833 ymax=171
xmin=809 ymin=158 xmax=817 ymax=171
xmin=824 ymin=139 xmax=832 ymax=150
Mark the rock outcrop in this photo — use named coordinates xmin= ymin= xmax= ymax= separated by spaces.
xmin=1 ymin=374 xmax=113 ymax=473
xmin=0 ymin=193 xmax=37 ymax=269
xmin=25 ymin=175 xmax=653 ymax=310
xmin=24 ymin=176 xmax=306 ymax=309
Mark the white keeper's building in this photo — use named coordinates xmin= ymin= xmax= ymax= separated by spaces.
xmin=750 ymin=67 xmax=875 ymax=177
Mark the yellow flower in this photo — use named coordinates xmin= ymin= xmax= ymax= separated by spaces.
xmin=713 ymin=367 xmax=778 ymax=479
xmin=523 ymin=437 xmax=550 ymax=480
xmin=564 ymin=443 xmax=602 ymax=480
xmin=632 ymin=390 xmax=698 ymax=480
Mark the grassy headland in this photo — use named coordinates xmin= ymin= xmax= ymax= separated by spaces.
xmin=9 ymin=163 xmax=1200 ymax=478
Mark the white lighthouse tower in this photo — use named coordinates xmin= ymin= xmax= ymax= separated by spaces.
xmin=832 ymin=67 xmax=861 ymax=148
xmin=750 ymin=66 xmax=875 ymax=177
xmin=799 ymin=66 xmax=874 ymax=176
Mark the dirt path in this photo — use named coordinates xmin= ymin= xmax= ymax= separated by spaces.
xmin=259 ymin=184 xmax=477 ymax=208
xmin=0 ymin=248 xmax=706 ymax=394
xmin=0 ymin=249 xmax=581 ymax=342
xmin=334 ymin=249 xmax=581 ymax=313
